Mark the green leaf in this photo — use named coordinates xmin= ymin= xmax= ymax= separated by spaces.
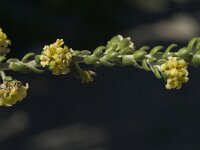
xmin=105 ymin=44 xmax=118 ymax=52
xmin=29 ymin=66 xmax=44 ymax=74
xmin=93 ymin=46 xmax=105 ymax=57
xmin=177 ymin=47 xmax=190 ymax=58
xmin=99 ymin=59 xmax=114 ymax=67
xmin=21 ymin=52 xmax=35 ymax=63
xmin=109 ymin=35 xmax=123 ymax=44
xmin=133 ymin=50 xmax=147 ymax=60
xmin=4 ymin=76 xmax=13 ymax=81
xmin=151 ymin=66 xmax=162 ymax=79
xmin=80 ymin=50 xmax=91 ymax=55
xmin=116 ymin=39 xmax=130 ymax=50
xmin=139 ymin=46 xmax=150 ymax=51
xmin=187 ymin=37 xmax=198 ymax=51
xmin=9 ymin=62 xmax=30 ymax=73
xmin=150 ymin=46 xmax=163 ymax=56
xmin=142 ymin=59 xmax=151 ymax=71
xmin=105 ymin=51 xmax=118 ymax=60
xmin=84 ymin=55 xmax=99 ymax=64
xmin=162 ymin=44 xmax=177 ymax=58
xmin=34 ymin=55 xmax=41 ymax=64
xmin=6 ymin=58 xmax=20 ymax=63
xmin=119 ymin=47 xmax=134 ymax=55
xmin=191 ymin=54 xmax=200 ymax=67
xmin=72 ymin=50 xmax=81 ymax=56
xmin=121 ymin=56 xmax=133 ymax=66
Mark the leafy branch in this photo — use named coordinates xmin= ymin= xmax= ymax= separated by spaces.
xmin=0 ymin=28 xmax=199 ymax=106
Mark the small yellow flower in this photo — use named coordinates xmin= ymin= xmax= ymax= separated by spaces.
xmin=160 ymin=57 xmax=189 ymax=89
xmin=40 ymin=39 xmax=72 ymax=75
xmin=0 ymin=80 xmax=28 ymax=107
xmin=0 ymin=28 xmax=11 ymax=56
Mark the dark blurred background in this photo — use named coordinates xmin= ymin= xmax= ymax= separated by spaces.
xmin=0 ymin=0 xmax=200 ymax=150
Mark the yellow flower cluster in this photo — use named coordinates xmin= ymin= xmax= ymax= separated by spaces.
xmin=0 ymin=80 xmax=28 ymax=107
xmin=160 ymin=57 xmax=189 ymax=89
xmin=40 ymin=39 xmax=72 ymax=75
xmin=0 ymin=28 xmax=11 ymax=55
xmin=0 ymin=28 xmax=11 ymax=47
